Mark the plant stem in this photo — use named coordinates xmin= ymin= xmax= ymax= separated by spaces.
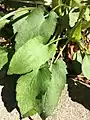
xmin=49 ymin=37 xmax=64 ymax=70
xmin=55 ymin=39 xmax=69 ymax=62
xmin=47 ymin=37 xmax=68 ymax=66
xmin=52 ymin=3 xmax=70 ymax=11
xmin=47 ymin=36 xmax=68 ymax=46
xmin=47 ymin=37 xmax=62 ymax=46
xmin=0 ymin=7 xmax=35 ymax=22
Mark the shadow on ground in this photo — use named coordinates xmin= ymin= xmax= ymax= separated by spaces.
xmin=0 ymin=67 xmax=34 ymax=120
xmin=67 ymin=78 xmax=90 ymax=111
xmin=0 ymin=67 xmax=20 ymax=112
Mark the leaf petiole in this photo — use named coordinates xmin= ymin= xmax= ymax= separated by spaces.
xmin=0 ymin=7 xmax=35 ymax=22
xmin=47 ymin=37 xmax=61 ymax=46
xmin=47 ymin=37 xmax=67 ymax=46
xmin=52 ymin=4 xmax=70 ymax=11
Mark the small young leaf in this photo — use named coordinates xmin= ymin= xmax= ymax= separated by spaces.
xmin=73 ymin=51 xmax=82 ymax=63
xmin=0 ymin=47 xmax=8 ymax=70
xmin=69 ymin=7 xmax=79 ymax=27
xmin=73 ymin=51 xmax=82 ymax=74
xmin=42 ymin=59 xmax=67 ymax=117
xmin=16 ymin=66 xmax=51 ymax=117
xmin=82 ymin=54 xmax=90 ymax=79
xmin=84 ymin=7 xmax=90 ymax=21
xmin=69 ymin=21 xmax=82 ymax=42
xmin=8 ymin=36 xmax=56 ymax=74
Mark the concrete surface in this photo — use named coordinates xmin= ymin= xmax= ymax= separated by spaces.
xmin=0 ymin=81 xmax=90 ymax=120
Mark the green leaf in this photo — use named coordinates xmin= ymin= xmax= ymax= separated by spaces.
xmin=16 ymin=71 xmax=39 ymax=117
xmin=73 ymin=51 xmax=82 ymax=63
xmin=37 ymin=65 xmax=51 ymax=94
xmin=8 ymin=36 xmax=56 ymax=74
xmin=82 ymin=54 xmax=90 ymax=79
xmin=15 ymin=7 xmax=45 ymax=50
xmin=69 ymin=20 xmax=82 ymax=42
xmin=0 ymin=47 xmax=8 ymax=70
xmin=15 ymin=7 xmax=57 ymax=50
xmin=13 ymin=9 xmax=29 ymax=34
xmin=42 ymin=59 xmax=67 ymax=117
xmin=73 ymin=51 xmax=82 ymax=74
xmin=69 ymin=7 xmax=79 ymax=27
xmin=84 ymin=7 xmax=90 ymax=22
xmin=16 ymin=66 xmax=51 ymax=117
xmin=16 ymin=59 xmax=67 ymax=118
xmin=39 ymin=11 xmax=57 ymax=44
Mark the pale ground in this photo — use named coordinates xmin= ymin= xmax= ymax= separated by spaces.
xmin=0 ymin=80 xmax=90 ymax=120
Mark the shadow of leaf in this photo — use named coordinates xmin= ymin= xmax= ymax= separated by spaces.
xmin=67 ymin=78 xmax=90 ymax=110
xmin=0 ymin=73 xmax=20 ymax=112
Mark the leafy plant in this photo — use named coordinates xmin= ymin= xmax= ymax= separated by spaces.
xmin=0 ymin=0 xmax=90 ymax=119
